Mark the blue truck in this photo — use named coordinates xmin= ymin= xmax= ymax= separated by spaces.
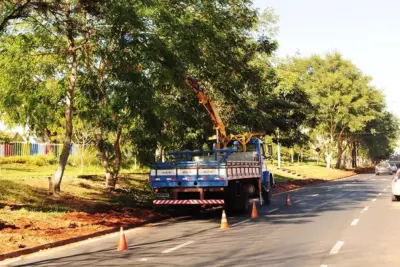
xmin=149 ymin=138 xmax=274 ymax=213
xmin=149 ymin=77 xmax=274 ymax=213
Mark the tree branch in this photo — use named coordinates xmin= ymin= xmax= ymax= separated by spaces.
xmin=0 ymin=0 xmax=32 ymax=31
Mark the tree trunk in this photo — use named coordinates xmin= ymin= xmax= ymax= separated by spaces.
xmin=111 ymin=127 xmax=122 ymax=188
xmin=335 ymin=128 xmax=346 ymax=169
xmin=96 ymin=132 xmax=113 ymax=189
xmin=291 ymin=148 xmax=294 ymax=163
xmin=50 ymin=6 xmax=76 ymax=194
xmin=161 ymin=146 xmax=165 ymax=162
xmin=352 ymin=141 xmax=357 ymax=168
xmin=96 ymin=127 xmax=122 ymax=189
xmin=325 ymin=153 xmax=332 ymax=168
xmin=335 ymin=141 xmax=343 ymax=169
xmin=155 ymin=143 xmax=163 ymax=162
xmin=80 ymin=143 xmax=85 ymax=174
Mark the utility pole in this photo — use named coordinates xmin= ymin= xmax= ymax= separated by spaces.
xmin=277 ymin=128 xmax=281 ymax=169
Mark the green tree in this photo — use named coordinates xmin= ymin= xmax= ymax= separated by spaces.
xmin=0 ymin=0 xmax=108 ymax=193
xmin=278 ymin=53 xmax=387 ymax=168
xmin=360 ymin=112 xmax=399 ymax=162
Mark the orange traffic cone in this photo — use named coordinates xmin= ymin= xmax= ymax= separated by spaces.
xmin=251 ymin=202 xmax=258 ymax=219
xmin=285 ymin=194 xmax=292 ymax=206
xmin=220 ymin=210 xmax=229 ymax=229
xmin=117 ymin=227 xmax=128 ymax=251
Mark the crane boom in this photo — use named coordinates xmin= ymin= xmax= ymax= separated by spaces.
xmin=185 ymin=77 xmax=228 ymax=148
xmin=185 ymin=77 xmax=265 ymax=151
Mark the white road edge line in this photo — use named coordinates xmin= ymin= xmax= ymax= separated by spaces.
xmin=293 ymin=200 xmax=302 ymax=203
xmin=266 ymin=208 xmax=279 ymax=214
xmin=231 ymin=219 xmax=250 ymax=227
xmin=139 ymin=258 xmax=148 ymax=262
xmin=162 ymin=241 xmax=195 ymax=254
xmin=311 ymin=194 xmax=319 ymax=197
xmin=321 ymin=265 xmax=328 ymax=267
xmin=329 ymin=241 xmax=344 ymax=255
xmin=0 ymin=257 xmax=22 ymax=266
xmin=378 ymin=193 xmax=382 ymax=196
xmin=372 ymin=198 xmax=376 ymax=202
xmin=351 ymin=219 xmax=360 ymax=226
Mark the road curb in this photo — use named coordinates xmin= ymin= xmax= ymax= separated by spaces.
xmin=272 ymin=172 xmax=360 ymax=196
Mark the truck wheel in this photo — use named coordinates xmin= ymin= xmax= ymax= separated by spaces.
xmin=224 ymin=183 xmax=236 ymax=213
xmin=240 ymin=184 xmax=250 ymax=214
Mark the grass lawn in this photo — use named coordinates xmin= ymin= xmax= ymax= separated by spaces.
xmin=0 ymin=162 xmax=157 ymax=255
xmin=267 ymin=162 xmax=356 ymax=194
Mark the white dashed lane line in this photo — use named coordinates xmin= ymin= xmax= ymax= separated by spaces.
xmin=266 ymin=208 xmax=279 ymax=214
xmin=311 ymin=194 xmax=319 ymax=197
xmin=162 ymin=241 xmax=195 ymax=254
xmin=351 ymin=219 xmax=360 ymax=226
xmin=230 ymin=219 xmax=250 ymax=227
xmin=361 ymin=206 xmax=369 ymax=213
xmin=293 ymin=200 xmax=302 ymax=204
xmin=372 ymin=198 xmax=376 ymax=202
xmin=378 ymin=193 xmax=382 ymax=196
xmin=329 ymin=241 xmax=345 ymax=255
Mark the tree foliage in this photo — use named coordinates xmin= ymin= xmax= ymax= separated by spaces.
xmin=277 ymin=53 xmax=398 ymax=168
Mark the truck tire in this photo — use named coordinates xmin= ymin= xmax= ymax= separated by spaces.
xmin=224 ymin=182 xmax=236 ymax=213
xmin=241 ymin=184 xmax=250 ymax=213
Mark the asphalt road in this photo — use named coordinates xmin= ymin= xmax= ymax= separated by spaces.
xmin=2 ymin=172 xmax=398 ymax=267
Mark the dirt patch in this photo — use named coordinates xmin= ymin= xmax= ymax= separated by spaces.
xmin=0 ymin=207 xmax=161 ymax=255
xmin=272 ymin=179 xmax=325 ymax=194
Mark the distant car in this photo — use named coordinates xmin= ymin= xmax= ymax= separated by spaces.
xmin=392 ymin=170 xmax=400 ymax=201
xmin=390 ymin=163 xmax=398 ymax=173
xmin=375 ymin=162 xmax=393 ymax=175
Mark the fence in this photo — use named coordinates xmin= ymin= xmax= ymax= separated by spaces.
xmin=0 ymin=142 xmax=83 ymax=157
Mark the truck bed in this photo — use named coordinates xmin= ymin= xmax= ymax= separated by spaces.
xmin=149 ymin=160 xmax=261 ymax=188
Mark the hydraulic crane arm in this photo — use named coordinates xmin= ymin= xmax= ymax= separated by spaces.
xmin=185 ymin=77 xmax=265 ymax=151
xmin=185 ymin=77 xmax=228 ymax=148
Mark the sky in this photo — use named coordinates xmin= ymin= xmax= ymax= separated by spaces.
xmin=253 ymin=0 xmax=400 ymax=118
